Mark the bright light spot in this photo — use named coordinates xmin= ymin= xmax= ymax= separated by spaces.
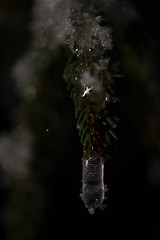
xmin=82 ymin=86 xmax=93 ymax=97
xmin=85 ymin=160 xmax=88 ymax=167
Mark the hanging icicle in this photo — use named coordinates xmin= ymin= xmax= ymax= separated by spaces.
xmin=63 ymin=1 xmax=120 ymax=213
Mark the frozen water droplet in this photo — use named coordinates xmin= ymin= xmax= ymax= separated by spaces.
xmin=46 ymin=129 xmax=49 ymax=132
xmin=89 ymin=48 xmax=92 ymax=52
xmin=88 ymin=208 xmax=94 ymax=214
xmin=75 ymin=77 xmax=77 ymax=80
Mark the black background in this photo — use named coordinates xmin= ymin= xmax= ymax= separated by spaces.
xmin=0 ymin=0 xmax=160 ymax=239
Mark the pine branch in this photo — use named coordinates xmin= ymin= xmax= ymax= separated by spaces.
xmin=63 ymin=3 xmax=121 ymax=213
xmin=63 ymin=14 xmax=119 ymax=159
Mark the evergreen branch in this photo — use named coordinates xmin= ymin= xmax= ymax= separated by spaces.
xmin=63 ymin=1 xmax=123 ymax=213
xmin=63 ymin=39 xmax=119 ymax=160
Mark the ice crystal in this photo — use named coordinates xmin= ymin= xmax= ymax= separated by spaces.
xmin=67 ymin=9 xmax=112 ymax=56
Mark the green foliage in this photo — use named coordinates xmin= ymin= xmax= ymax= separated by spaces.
xmin=63 ymin=47 xmax=120 ymax=159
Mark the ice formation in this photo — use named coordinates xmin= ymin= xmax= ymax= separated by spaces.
xmin=81 ymin=153 xmax=105 ymax=214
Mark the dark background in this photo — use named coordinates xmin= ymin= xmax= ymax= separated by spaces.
xmin=0 ymin=0 xmax=160 ymax=239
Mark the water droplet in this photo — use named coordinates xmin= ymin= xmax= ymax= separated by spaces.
xmin=89 ymin=48 xmax=92 ymax=52
xmin=88 ymin=208 xmax=94 ymax=214
xmin=46 ymin=129 xmax=49 ymax=132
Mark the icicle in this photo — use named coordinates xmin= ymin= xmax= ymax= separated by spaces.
xmin=81 ymin=153 xmax=106 ymax=214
